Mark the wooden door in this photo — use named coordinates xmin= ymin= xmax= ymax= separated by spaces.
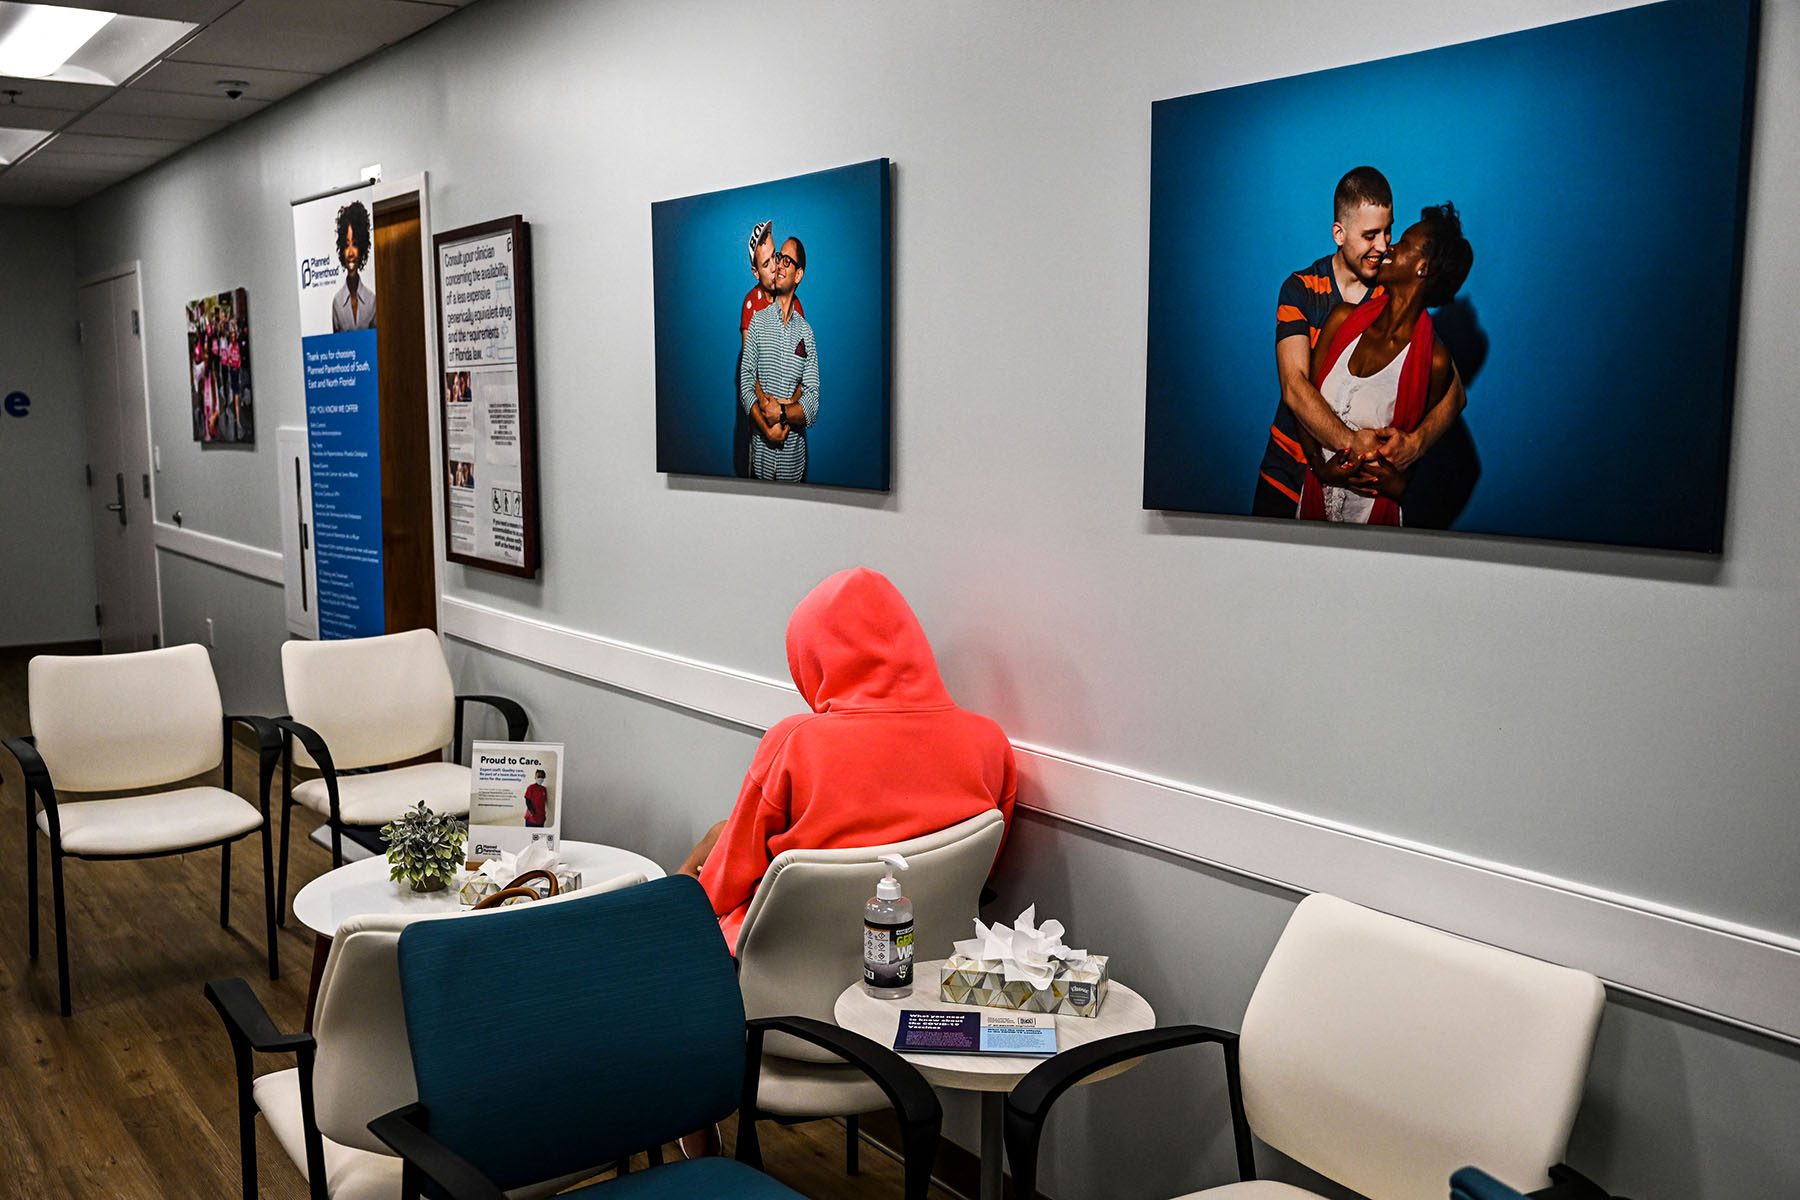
xmin=373 ymin=198 xmax=436 ymax=634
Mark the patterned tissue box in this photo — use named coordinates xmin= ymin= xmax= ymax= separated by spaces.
xmin=940 ymin=954 xmax=1110 ymax=1017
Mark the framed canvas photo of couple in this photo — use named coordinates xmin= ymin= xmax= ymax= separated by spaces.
xmin=651 ymin=159 xmax=893 ymax=492
xmin=1142 ymin=0 xmax=1757 ymax=553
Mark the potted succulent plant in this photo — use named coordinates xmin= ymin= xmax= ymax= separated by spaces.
xmin=381 ymin=801 xmax=468 ymax=893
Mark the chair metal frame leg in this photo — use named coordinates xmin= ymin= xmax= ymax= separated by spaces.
xmin=25 ymin=798 xmax=38 ymax=962
xmin=220 ymin=841 xmax=232 ymax=928
xmin=278 ymin=730 xmax=295 ymax=927
xmin=50 ymin=842 xmax=71 ymax=1017
xmin=845 ymin=1113 xmax=860 ymax=1176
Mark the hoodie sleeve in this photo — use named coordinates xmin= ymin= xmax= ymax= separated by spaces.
xmin=699 ymin=717 xmax=805 ymax=922
xmin=991 ymin=733 xmax=1019 ymax=867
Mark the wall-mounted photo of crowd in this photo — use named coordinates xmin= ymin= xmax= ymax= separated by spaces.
xmin=652 ymin=159 xmax=892 ymax=492
xmin=187 ymin=287 xmax=254 ymax=445
xmin=1141 ymin=0 xmax=1754 ymax=553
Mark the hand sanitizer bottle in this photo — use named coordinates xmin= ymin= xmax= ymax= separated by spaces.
xmin=863 ymin=853 xmax=914 ymax=998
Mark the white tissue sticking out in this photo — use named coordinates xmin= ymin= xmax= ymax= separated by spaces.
xmin=473 ymin=842 xmax=563 ymax=886
xmin=951 ymin=905 xmax=1088 ymax=990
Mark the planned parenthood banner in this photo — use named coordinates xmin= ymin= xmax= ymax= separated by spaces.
xmin=293 ymin=185 xmax=384 ymax=638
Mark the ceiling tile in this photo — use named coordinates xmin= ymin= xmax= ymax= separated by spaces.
xmin=30 ymin=147 xmax=162 ymax=175
xmin=132 ymin=58 xmax=320 ymax=103
xmin=169 ymin=0 xmax=453 ymax=75
xmin=41 ymin=131 xmax=191 ymax=159
xmin=99 ymin=86 xmax=269 ymax=121
xmin=64 ymin=106 xmax=223 ymax=141
xmin=0 ymin=174 xmax=98 ymax=206
xmin=0 ymin=104 xmax=74 ymax=132
xmin=0 ymin=76 xmax=109 ymax=112
xmin=101 ymin=0 xmax=242 ymax=20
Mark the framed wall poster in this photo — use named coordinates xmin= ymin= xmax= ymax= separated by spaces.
xmin=651 ymin=159 xmax=893 ymax=491
xmin=1141 ymin=0 xmax=1756 ymax=552
xmin=185 ymin=287 xmax=254 ymax=445
xmin=467 ymin=741 xmax=563 ymax=861
xmin=433 ymin=215 xmax=541 ymax=576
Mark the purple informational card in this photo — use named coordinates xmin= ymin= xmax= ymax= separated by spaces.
xmin=894 ymin=1010 xmax=1056 ymax=1056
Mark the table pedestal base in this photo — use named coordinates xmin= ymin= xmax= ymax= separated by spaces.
xmin=979 ymin=1091 xmax=1004 ymax=1200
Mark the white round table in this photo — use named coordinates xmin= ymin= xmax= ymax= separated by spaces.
xmin=292 ymin=839 xmax=665 ymax=937
xmin=834 ymin=958 xmax=1155 ymax=1200
xmin=292 ymin=840 xmax=665 ymax=1026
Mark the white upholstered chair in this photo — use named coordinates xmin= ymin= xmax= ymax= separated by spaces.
xmin=3 ymin=644 xmax=280 ymax=1016
xmin=1004 ymin=892 xmax=1607 ymax=1200
xmin=275 ymin=628 xmax=527 ymax=912
xmin=734 ymin=808 xmax=1007 ymax=1171
xmin=206 ymin=871 xmax=648 ymax=1200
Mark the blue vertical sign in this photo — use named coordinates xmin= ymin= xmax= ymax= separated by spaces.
xmin=293 ymin=185 xmax=384 ymax=639
xmin=302 ymin=328 xmax=384 ymax=638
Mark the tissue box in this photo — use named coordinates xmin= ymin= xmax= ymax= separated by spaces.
xmin=940 ymin=954 xmax=1110 ymax=1017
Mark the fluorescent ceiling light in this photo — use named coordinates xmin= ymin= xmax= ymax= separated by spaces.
xmin=0 ymin=125 xmax=50 ymax=163
xmin=0 ymin=4 xmax=109 ymax=78
xmin=0 ymin=3 xmax=194 ymax=86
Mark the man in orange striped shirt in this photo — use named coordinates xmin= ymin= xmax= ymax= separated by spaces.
xmin=1252 ymin=167 xmax=1465 ymax=516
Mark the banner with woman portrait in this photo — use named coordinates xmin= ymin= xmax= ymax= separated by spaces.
xmin=292 ymin=184 xmax=383 ymax=638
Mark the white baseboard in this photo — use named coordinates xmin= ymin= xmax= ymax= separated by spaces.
xmin=152 ymin=522 xmax=284 ymax=584
xmin=439 ymin=593 xmax=1800 ymax=1045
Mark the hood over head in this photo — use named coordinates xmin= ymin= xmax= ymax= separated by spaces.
xmin=786 ymin=568 xmax=954 ymax=713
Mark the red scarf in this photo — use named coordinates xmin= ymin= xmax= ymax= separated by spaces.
xmin=1299 ymin=293 xmax=1432 ymax=526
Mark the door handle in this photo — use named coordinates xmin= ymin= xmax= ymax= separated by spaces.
xmin=107 ymin=473 xmax=127 ymax=525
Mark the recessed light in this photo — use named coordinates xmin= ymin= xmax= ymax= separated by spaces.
xmin=0 ymin=125 xmax=51 ymax=164
xmin=0 ymin=3 xmax=194 ymax=87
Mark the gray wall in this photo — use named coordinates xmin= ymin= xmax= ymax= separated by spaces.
xmin=0 ymin=207 xmax=97 ymax=647
xmin=69 ymin=1 xmax=1800 ymax=1196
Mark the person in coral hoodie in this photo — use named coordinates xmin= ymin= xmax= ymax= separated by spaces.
xmin=678 ymin=567 xmax=1017 ymax=952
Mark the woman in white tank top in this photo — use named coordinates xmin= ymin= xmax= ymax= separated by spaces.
xmin=1315 ymin=336 xmax=1407 ymax=523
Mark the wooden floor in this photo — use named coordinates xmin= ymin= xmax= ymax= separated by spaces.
xmin=0 ymin=647 xmax=957 ymax=1200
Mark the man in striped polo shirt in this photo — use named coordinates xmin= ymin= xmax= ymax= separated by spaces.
xmin=1251 ymin=168 xmax=1469 ymax=517
xmin=739 ymin=236 xmax=819 ymax=481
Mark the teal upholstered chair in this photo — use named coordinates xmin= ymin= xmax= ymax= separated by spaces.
xmin=1451 ymin=1166 xmax=1624 ymax=1200
xmin=369 ymin=874 xmax=942 ymax=1199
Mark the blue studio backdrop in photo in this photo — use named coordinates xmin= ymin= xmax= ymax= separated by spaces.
xmin=1142 ymin=0 xmax=1756 ymax=552
xmin=652 ymin=158 xmax=892 ymax=491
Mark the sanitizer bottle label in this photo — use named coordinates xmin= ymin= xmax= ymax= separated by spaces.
xmin=863 ymin=920 xmax=915 ymax=988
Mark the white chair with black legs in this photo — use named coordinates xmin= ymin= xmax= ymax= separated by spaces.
xmin=1003 ymin=892 xmax=1609 ymax=1200
xmin=733 ymin=808 xmax=1007 ymax=1175
xmin=274 ymin=628 xmax=527 ymax=918
xmin=205 ymin=872 xmax=649 ymax=1200
xmin=3 ymin=644 xmax=281 ymax=1016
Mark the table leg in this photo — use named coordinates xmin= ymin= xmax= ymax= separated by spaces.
xmin=980 ymin=1091 xmax=1004 ymax=1200
xmin=304 ymin=933 xmax=331 ymax=1031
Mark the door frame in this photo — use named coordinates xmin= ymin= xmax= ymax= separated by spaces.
xmin=78 ymin=258 xmax=165 ymax=650
xmin=372 ymin=171 xmax=446 ymax=637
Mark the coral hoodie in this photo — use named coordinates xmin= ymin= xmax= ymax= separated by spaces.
xmin=700 ymin=568 xmax=1017 ymax=950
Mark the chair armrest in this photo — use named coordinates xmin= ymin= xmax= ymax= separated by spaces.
xmin=1004 ymin=1024 xmax=1253 ymax=1200
xmin=204 ymin=977 xmax=313 ymax=1054
xmin=452 ymin=695 xmax=529 ymax=764
xmin=222 ymin=715 xmax=282 ymax=810
xmin=2 ymin=735 xmax=50 ymax=786
xmin=742 ymin=1015 xmax=942 ymax=1200
xmin=273 ymin=718 xmax=339 ymax=776
xmin=1532 ymin=1164 xmax=1627 ymax=1200
xmin=368 ymin=1103 xmax=506 ymax=1200
xmin=225 ymin=713 xmax=282 ymax=753
xmin=4 ymin=735 xmax=61 ymax=838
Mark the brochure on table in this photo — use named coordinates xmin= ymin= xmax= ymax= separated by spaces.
xmin=894 ymin=1010 xmax=1057 ymax=1056
xmin=468 ymin=741 xmax=563 ymax=860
